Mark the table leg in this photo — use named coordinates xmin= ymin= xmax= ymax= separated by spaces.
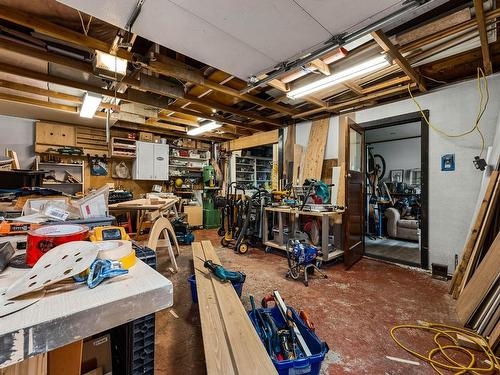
xmin=322 ymin=215 xmax=329 ymax=262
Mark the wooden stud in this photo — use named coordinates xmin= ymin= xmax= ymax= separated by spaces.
xmin=342 ymin=81 xmax=364 ymax=95
xmin=307 ymin=59 xmax=331 ymax=75
xmin=371 ymin=30 xmax=427 ymax=92
xmin=0 ymin=92 xmax=77 ymax=113
xmin=473 ymin=0 xmax=493 ymax=75
xmin=268 ymin=79 xmax=289 ymax=92
xmin=293 ymin=84 xmax=415 ymax=119
xmin=361 ymin=76 xmax=411 ymax=94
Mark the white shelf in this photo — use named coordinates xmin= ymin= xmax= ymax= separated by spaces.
xmin=170 ymin=155 xmax=208 ymax=162
xmin=38 ymin=163 xmax=83 ymax=167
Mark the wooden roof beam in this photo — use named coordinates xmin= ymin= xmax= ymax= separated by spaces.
xmin=473 ymin=0 xmax=493 ymax=75
xmin=292 ymin=84 xmax=416 ymax=119
xmin=0 ymin=63 xmax=261 ymax=132
xmin=342 ymin=81 xmax=364 ymax=95
xmin=371 ymin=30 xmax=427 ymax=93
xmin=0 ymin=5 xmax=296 ymax=117
xmin=149 ymin=54 xmax=298 ymax=116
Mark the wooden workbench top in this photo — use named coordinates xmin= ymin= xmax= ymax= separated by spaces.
xmin=108 ymin=197 xmax=178 ymax=211
xmin=0 ymin=260 xmax=173 ymax=368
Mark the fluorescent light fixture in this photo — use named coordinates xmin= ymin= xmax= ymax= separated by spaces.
xmin=80 ymin=92 xmax=102 ymax=118
xmin=187 ymin=120 xmax=221 ymax=136
xmin=286 ymin=55 xmax=390 ymax=100
xmin=94 ymin=50 xmax=128 ymax=79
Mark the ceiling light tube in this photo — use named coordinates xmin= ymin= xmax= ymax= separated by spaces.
xmin=187 ymin=120 xmax=221 ymax=136
xmin=80 ymin=92 xmax=102 ymax=118
xmin=286 ymin=55 xmax=390 ymax=100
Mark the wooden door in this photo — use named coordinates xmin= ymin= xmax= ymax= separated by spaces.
xmin=343 ymin=119 xmax=365 ymax=268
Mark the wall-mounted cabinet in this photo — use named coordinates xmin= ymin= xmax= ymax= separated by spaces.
xmin=133 ymin=141 xmax=169 ymax=180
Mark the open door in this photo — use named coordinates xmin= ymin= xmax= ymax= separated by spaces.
xmin=343 ymin=118 xmax=365 ymax=268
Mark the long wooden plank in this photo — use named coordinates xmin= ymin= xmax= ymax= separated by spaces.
xmin=450 ymin=171 xmax=499 ymax=296
xmin=459 ymin=174 xmax=500 ymax=293
xmin=200 ymin=241 xmax=277 ymax=375
xmin=223 ymin=130 xmax=279 ymax=151
xmin=192 ymin=243 xmax=236 ymax=375
xmin=473 ymin=0 xmax=493 ymax=75
xmin=292 ymin=144 xmax=303 ymax=185
xmin=371 ymin=30 xmax=427 ymax=93
xmin=456 ymin=232 xmax=500 ymax=323
xmin=302 ymin=118 xmax=329 ymax=181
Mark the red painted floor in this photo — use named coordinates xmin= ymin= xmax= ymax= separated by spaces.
xmin=154 ymin=229 xmax=459 ymax=374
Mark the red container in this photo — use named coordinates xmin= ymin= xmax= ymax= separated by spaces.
xmin=26 ymin=224 xmax=89 ymax=266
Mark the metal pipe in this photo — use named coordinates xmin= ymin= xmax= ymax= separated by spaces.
xmin=240 ymin=0 xmax=429 ymax=94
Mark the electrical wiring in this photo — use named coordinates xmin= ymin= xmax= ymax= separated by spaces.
xmin=408 ymin=68 xmax=488 ymax=158
xmin=390 ymin=322 xmax=500 ymax=374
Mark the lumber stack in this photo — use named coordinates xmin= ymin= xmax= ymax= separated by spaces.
xmin=450 ymin=170 xmax=500 ymax=350
xmin=192 ymin=241 xmax=277 ymax=375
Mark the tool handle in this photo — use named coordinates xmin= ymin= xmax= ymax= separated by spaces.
xmin=299 ymin=310 xmax=315 ymax=332
xmin=261 ymin=293 xmax=276 ymax=308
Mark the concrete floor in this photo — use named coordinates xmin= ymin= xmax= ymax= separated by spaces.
xmin=154 ymin=229 xmax=458 ymax=375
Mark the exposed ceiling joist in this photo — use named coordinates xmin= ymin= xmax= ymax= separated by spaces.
xmin=0 ymin=4 xmax=296 ymax=119
xmin=371 ymin=30 xmax=427 ymax=93
xmin=293 ymin=83 xmax=416 ymax=119
xmin=473 ymin=0 xmax=493 ymax=75
xmin=150 ymin=54 xmax=297 ymax=116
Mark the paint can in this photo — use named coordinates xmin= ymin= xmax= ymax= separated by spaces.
xmin=26 ymin=224 xmax=89 ymax=266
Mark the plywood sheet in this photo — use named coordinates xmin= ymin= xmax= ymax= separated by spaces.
xmin=456 ymin=232 xmax=500 ymax=323
xmin=302 ymin=118 xmax=329 ymax=181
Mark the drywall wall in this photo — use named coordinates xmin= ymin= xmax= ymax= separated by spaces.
xmin=356 ymin=75 xmax=500 ymax=271
xmin=0 ymin=115 xmax=35 ymax=169
xmin=292 ymin=74 xmax=500 ymax=271
xmin=368 ymin=137 xmax=421 ymax=183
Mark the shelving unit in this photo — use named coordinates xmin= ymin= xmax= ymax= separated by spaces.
xmin=231 ymin=155 xmax=272 ymax=190
xmin=37 ymin=161 xmax=84 ymax=195
xmin=169 ymin=147 xmax=209 ymax=178
xmin=111 ymin=137 xmax=137 ymax=158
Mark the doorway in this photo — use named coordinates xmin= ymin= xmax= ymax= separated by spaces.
xmin=359 ymin=112 xmax=429 ymax=268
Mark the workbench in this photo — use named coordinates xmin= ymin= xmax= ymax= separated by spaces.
xmin=263 ymin=206 xmax=344 ymax=262
xmin=0 ymin=260 xmax=173 ymax=369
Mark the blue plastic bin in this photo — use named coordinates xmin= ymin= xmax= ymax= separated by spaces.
xmin=248 ymin=306 xmax=329 ymax=375
xmin=188 ymin=274 xmax=244 ymax=303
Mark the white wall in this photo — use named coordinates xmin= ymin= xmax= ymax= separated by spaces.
xmin=0 ymin=115 xmax=36 ymax=169
xmin=369 ymin=137 xmax=421 ymax=183
xmin=292 ymin=74 xmax=500 ymax=271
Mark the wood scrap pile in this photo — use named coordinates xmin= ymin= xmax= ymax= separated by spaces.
xmin=449 ymin=170 xmax=500 ymax=351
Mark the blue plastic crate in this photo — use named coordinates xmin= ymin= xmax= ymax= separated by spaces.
xmin=248 ymin=306 xmax=329 ymax=375
xmin=188 ymin=274 xmax=244 ymax=303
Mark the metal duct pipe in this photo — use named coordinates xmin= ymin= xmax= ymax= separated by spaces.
xmin=240 ymin=0 xmax=430 ymax=94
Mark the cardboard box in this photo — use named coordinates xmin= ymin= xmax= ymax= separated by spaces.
xmin=81 ymin=334 xmax=112 ymax=375
xmin=183 ymin=205 xmax=203 ymax=227
xmin=138 ymin=131 xmax=153 ymax=142
xmin=153 ymin=135 xmax=161 ymax=143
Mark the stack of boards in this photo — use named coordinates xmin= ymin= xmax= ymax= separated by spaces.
xmin=450 ymin=169 xmax=500 ymax=351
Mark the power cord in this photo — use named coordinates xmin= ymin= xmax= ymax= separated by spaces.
xmin=390 ymin=322 xmax=500 ymax=374
xmin=408 ymin=68 xmax=489 ymax=170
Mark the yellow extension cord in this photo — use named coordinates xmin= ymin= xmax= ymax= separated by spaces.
xmin=390 ymin=322 xmax=500 ymax=374
xmin=408 ymin=67 xmax=488 ymax=158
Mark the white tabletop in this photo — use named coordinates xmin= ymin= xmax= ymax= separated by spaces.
xmin=0 ymin=259 xmax=173 ymax=368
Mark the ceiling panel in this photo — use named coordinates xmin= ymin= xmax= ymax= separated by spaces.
xmin=365 ymin=122 xmax=421 ymax=143
xmin=57 ymin=0 xmax=413 ymax=80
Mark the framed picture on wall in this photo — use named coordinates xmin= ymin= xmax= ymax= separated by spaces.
xmin=390 ymin=169 xmax=404 ymax=183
